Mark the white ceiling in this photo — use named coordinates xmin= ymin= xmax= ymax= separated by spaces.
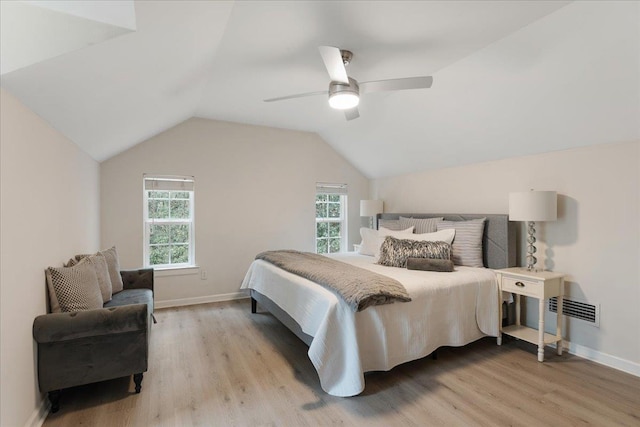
xmin=1 ymin=1 xmax=638 ymax=178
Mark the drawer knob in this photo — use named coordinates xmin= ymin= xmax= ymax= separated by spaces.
xmin=515 ymin=281 xmax=525 ymax=287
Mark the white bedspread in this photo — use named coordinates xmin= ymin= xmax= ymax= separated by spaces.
xmin=240 ymin=252 xmax=500 ymax=397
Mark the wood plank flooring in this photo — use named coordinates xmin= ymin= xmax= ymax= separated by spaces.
xmin=43 ymin=300 xmax=640 ymax=426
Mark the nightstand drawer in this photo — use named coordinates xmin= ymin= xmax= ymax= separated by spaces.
xmin=501 ymin=276 xmax=542 ymax=297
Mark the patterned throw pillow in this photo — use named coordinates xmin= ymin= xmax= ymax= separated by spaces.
xmin=377 ymin=236 xmax=451 ymax=268
xmin=99 ymin=246 xmax=124 ymax=294
xmin=84 ymin=254 xmax=113 ymax=302
xmin=45 ymin=258 xmax=103 ymax=313
xmin=399 ymin=217 xmax=444 ymax=234
xmin=436 ymin=218 xmax=486 ymax=267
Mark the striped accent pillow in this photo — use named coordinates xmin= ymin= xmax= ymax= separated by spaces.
xmin=399 ymin=216 xmax=443 ymax=234
xmin=436 ymin=218 xmax=486 ymax=267
xmin=378 ymin=219 xmax=403 ymax=230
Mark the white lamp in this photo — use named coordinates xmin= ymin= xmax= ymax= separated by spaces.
xmin=360 ymin=200 xmax=383 ymax=229
xmin=509 ymin=190 xmax=557 ymax=271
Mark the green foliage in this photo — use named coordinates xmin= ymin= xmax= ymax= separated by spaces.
xmin=316 ymin=239 xmax=328 ymax=254
xmin=316 ymin=222 xmax=328 ymax=238
xmin=147 ymin=190 xmax=192 ymax=265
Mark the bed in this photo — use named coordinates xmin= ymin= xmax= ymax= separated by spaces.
xmin=240 ymin=213 xmax=516 ymax=397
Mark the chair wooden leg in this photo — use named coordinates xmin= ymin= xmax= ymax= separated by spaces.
xmin=49 ymin=390 xmax=61 ymax=413
xmin=133 ymin=373 xmax=143 ymax=393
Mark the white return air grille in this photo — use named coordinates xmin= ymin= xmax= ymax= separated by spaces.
xmin=549 ymin=297 xmax=599 ymax=327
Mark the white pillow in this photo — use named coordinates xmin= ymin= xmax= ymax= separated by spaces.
xmin=395 ymin=228 xmax=456 ymax=245
xmin=358 ymin=226 xmax=414 ymax=257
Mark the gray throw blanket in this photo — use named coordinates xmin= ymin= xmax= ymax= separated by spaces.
xmin=256 ymin=250 xmax=411 ymax=312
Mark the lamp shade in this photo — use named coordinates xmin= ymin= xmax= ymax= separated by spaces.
xmin=509 ymin=191 xmax=557 ymax=222
xmin=360 ymin=200 xmax=383 ymax=217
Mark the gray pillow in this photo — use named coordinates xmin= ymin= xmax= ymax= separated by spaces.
xmin=377 ymin=236 xmax=451 ymax=268
xmin=436 ymin=218 xmax=486 ymax=267
xmin=45 ymin=258 xmax=103 ymax=313
xmin=399 ymin=216 xmax=443 ymax=234
xmin=99 ymin=246 xmax=124 ymax=294
xmin=377 ymin=219 xmax=403 ymax=230
xmin=406 ymin=258 xmax=454 ymax=272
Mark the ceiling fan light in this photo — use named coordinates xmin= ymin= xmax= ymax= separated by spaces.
xmin=329 ymin=92 xmax=359 ymax=110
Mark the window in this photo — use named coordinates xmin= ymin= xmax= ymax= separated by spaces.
xmin=143 ymin=175 xmax=195 ymax=268
xmin=315 ymin=183 xmax=347 ymax=254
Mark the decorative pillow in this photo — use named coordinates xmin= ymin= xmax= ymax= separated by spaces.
xmin=406 ymin=258 xmax=455 ymax=272
xmin=378 ymin=236 xmax=451 ymax=268
xmin=358 ymin=226 xmax=414 ymax=257
xmin=99 ymin=246 xmax=124 ymax=293
xmin=378 ymin=219 xmax=403 ymax=230
xmin=399 ymin=216 xmax=444 ymax=234
xmin=84 ymin=254 xmax=113 ymax=302
xmin=396 ymin=228 xmax=455 ymax=245
xmin=45 ymin=258 xmax=103 ymax=313
xmin=436 ymin=218 xmax=486 ymax=267
xmin=63 ymin=258 xmax=77 ymax=268
xmin=374 ymin=226 xmax=415 ymax=259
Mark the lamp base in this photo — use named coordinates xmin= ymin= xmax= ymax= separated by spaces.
xmin=525 ymin=221 xmax=538 ymax=271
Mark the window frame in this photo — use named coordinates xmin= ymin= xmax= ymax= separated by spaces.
xmin=143 ymin=176 xmax=195 ymax=269
xmin=315 ymin=190 xmax=348 ymax=254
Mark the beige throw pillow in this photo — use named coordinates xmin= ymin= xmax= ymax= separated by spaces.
xmin=99 ymin=246 xmax=124 ymax=293
xmin=45 ymin=258 xmax=103 ymax=313
xmin=85 ymin=254 xmax=113 ymax=302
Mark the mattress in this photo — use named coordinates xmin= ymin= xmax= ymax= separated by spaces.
xmin=240 ymin=252 xmax=500 ymax=397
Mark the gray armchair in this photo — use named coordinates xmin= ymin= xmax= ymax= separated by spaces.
xmin=33 ymin=269 xmax=154 ymax=413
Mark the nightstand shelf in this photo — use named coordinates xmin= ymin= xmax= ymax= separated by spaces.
xmin=496 ymin=267 xmax=566 ymax=362
xmin=502 ymin=325 xmax=560 ymax=345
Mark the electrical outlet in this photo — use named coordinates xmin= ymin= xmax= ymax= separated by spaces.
xmin=200 ymin=270 xmax=207 ymax=280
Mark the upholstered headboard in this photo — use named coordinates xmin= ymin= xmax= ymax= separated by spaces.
xmin=376 ymin=213 xmax=516 ymax=270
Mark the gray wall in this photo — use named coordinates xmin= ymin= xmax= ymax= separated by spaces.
xmin=101 ymin=118 xmax=369 ymax=305
xmin=372 ymin=141 xmax=640 ymax=373
xmin=0 ymin=88 xmax=100 ymax=427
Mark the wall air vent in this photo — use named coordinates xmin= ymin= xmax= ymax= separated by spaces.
xmin=549 ymin=297 xmax=599 ymax=327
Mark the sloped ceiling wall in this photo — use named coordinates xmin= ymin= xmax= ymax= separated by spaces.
xmin=1 ymin=1 xmax=638 ymax=178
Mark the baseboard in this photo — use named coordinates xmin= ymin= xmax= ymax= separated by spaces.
xmin=24 ymin=396 xmax=49 ymax=427
xmin=558 ymin=340 xmax=640 ymax=377
xmin=155 ymin=292 xmax=249 ymax=309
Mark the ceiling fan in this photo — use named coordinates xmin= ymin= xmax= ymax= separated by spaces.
xmin=264 ymin=46 xmax=433 ymax=120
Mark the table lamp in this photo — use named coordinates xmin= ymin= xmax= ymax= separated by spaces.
xmin=360 ymin=200 xmax=383 ymax=229
xmin=509 ymin=190 xmax=557 ymax=271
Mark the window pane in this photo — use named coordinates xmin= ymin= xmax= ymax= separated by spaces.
xmin=329 ymin=239 xmax=341 ymax=253
xmin=149 ymin=191 xmax=169 ymax=199
xmin=328 ymin=194 xmax=340 ymax=202
xmin=171 ymin=191 xmax=190 ymax=199
xmin=316 ymin=222 xmax=328 ymax=238
xmin=316 ymin=239 xmax=328 ymax=254
xmin=169 ymin=224 xmax=189 ymax=244
xmin=316 ymin=194 xmax=327 ymax=202
xmin=149 ymin=245 xmax=170 ymax=265
xmin=316 ymin=202 xmax=327 ymax=219
xmin=149 ymin=225 xmax=169 ymax=244
xmin=170 ymin=200 xmax=190 ymax=219
xmin=148 ymin=199 xmax=170 ymax=219
xmin=329 ymin=223 xmax=341 ymax=237
xmin=328 ymin=203 xmax=341 ymax=218
xmin=171 ymin=245 xmax=189 ymax=264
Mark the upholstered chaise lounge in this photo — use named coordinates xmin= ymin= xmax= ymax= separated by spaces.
xmin=33 ymin=268 xmax=154 ymax=413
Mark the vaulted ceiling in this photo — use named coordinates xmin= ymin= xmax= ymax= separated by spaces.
xmin=1 ymin=1 xmax=638 ymax=178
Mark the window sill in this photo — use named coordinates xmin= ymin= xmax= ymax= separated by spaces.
xmin=152 ymin=266 xmax=199 ymax=278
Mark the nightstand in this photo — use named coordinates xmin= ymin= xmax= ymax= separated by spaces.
xmin=496 ymin=267 xmax=565 ymax=362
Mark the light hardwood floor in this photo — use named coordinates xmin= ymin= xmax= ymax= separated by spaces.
xmin=44 ymin=300 xmax=640 ymax=426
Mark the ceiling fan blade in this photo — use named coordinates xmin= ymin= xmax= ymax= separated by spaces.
xmin=344 ymin=107 xmax=359 ymax=121
xmin=360 ymin=76 xmax=433 ymax=94
xmin=318 ymin=46 xmax=349 ymax=84
xmin=264 ymin=90 xmax=327 ymax=103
